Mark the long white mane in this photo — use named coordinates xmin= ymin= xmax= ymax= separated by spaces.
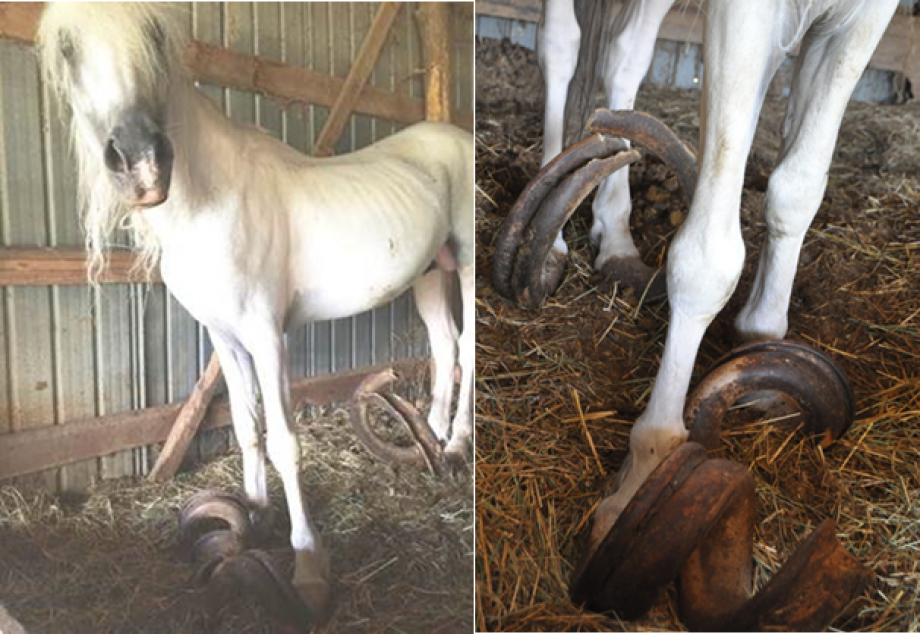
xmin=37 ymin=3 xmax=187 ymax=281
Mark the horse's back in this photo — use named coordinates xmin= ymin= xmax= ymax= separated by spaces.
xmin=375 ymin=122 xmax=474 ymax=265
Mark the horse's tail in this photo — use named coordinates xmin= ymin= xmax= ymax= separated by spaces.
xmin=563 ymin=0 xmax=620 ymax=147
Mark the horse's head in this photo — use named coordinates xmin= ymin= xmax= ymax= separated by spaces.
xmin=38 ymin=3 xmax=179 ymax=209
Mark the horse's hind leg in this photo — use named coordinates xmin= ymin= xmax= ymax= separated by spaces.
xmin=446 ymin=263 xmax=474 ymax=458
xmin=735 ymin=1 xmax=898 ymax=342
xmin=592 ymin=0 xmax=672 ymax=296
xmin=413 ymin=267 xmax=458 ymax=443
xmin=246 ymin=326 xmax=329 ymax=616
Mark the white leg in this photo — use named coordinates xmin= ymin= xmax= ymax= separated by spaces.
xmin=247 ymin=326 xmax=329 ymax=615
xmin=210 ymin=331 xmax=268 ymax=511
xmin=413 ymin=269 xmax=458 ymax=442
xmin=735 ymin=1 xmax=900 ymax=341
xmin=538 ymin=0 xmax=580 ymax=261
xmin=590 ymin=0 xmax=787 ymax=548
xmin=591 ymin=0 xmax=673 ymax=269
xmin=446 ymin=263 xmax=474 ymax=456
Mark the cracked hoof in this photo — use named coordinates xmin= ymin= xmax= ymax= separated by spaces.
xmin=598 ymin=256 xmax=666 ymax=302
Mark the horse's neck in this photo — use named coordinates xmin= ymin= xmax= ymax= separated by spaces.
xmin=151 ymin=81 xmax=236 ymax=230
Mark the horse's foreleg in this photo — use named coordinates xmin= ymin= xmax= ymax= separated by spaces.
xmin=538 ymin=0 xmax=580 ymax=277
xmin=413 ymin=268 xmax=458 ymax=442
xmin=248 ymin=328 xmax=329 ymax=617
xmin=588 ymin=0 xmax=786 ymax=553
xmin=210 ymin=333 xmax=268 ymax=514
xmin=592 ymin=0 xmax=672 ymax=295
xmin=446 ymin=263 xmax=475 ymax=457
xmin=735 ymin=1 xmax=899 ymax=342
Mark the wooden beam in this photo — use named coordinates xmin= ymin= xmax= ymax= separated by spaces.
xmin=416 ymin=3 xmax=453 ymax=124
xmin=0 ymin=2 xmax=42 ymax=44
xmin=185 ymin=41 xmax=427 ymax=127
xmin=0 ymin=360 xmax=426 ymax=481
xmin=0 ymin=3 xmax=472 ymax=131
xmin=474 ymin=0 xmax=541 ymax=23
xmin=0 ymin=247 xmax=159 ymax=286
xmin=314 ymin=2 xmax=403 ymax=157
xmin=147 ymin=352 xmax=223 ymax=482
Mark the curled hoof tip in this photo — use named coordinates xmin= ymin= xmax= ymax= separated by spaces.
xmin=598 ymin=256 xmax=666 ymax=302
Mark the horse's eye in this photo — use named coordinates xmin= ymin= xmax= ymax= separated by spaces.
xmin=59 ymin=33 xmax=75 ymax=61
xmin=147 ymin=20 xmax=166 ymax=55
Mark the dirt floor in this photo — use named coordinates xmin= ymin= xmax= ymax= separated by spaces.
xmin=0 ymin=392 xmax=474 ymax=634
xmin=475 ymin=38 xmax=920 ymax=632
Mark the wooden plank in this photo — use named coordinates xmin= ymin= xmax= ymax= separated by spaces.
xmin=315 ymin=2 xmax=403 ymax=156
xmin=147 ymin=352 xmax=222 ymax=481
xmin=475 ymin=0 xmax=541 ymax=23
xmin=0 ymin=3 xmax=472 ymax=130
xmin=0 ymin=247 xmax=158 ymax=286
xmin=416 ymin=4 xmax=454 ymax=124
xmin=0 ymin=359 xmax=426 ymax=481
xmin=0 ymin=2 xmax=42 ymax=44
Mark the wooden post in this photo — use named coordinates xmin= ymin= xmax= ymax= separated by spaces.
xmin=415 ymin=3 xmax=453 ymax=124
xmin=148 ymin=352 xmax=222 ymax=481
xmin=314 ymin=2 xmax=403 ymax=156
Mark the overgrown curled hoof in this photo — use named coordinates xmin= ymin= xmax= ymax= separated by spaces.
xmin=598 ymin=256 xmax=666 ymax=302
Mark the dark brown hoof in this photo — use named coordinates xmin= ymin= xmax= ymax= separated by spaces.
xmin=598 ymin=255 xmax=667 ymax=302
xmin=178 ymin=489 xmax=252 ymax=556
xmin=685 ymin=339 xmax=855 ymax=450
xmin=349 ymin=369 xmax=447 ymax=474
xmin=570 ymin=442 xmax=872 ymax=631
xmin=493 ymin=109 xmax=697 ymax=310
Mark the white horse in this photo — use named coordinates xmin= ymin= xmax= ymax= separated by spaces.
xmin=537 ymin=0 xmax=899 ymax=554
xmin=37 ymin=3 xmax=474 ymax=616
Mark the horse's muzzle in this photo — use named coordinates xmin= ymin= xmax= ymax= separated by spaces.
xmin=104 ymin=111 xmax=174 ymax=208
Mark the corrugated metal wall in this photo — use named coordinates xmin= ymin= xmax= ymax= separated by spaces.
xmin=0 ymin=2 xmax=473 ymax=491
xmin=477 ymin=0 xmax=914 ymax=103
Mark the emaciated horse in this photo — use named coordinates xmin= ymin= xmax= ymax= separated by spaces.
xmin=38 ymin=2 xmax=474 ymax=616
xmin=535 ymin=0 xmax=899 ymax=555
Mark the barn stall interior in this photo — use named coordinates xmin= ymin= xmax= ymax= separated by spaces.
xmin=0 ymin=2 xmax=473 ymax=633
xmin=475 ymin=1 xmax=920 ymax=632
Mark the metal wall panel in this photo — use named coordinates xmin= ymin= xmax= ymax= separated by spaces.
xmin=0 ymin=2 xmax=473 ymax=489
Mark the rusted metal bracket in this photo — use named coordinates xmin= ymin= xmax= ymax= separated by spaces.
xmin=570 ymin=341 xmax=867 ymax=631
xmin=492 ymin=109 xmax=698 ymax=308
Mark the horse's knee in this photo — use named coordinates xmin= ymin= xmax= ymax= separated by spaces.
xmin=667 ymin=220 xmax=745 ymax=317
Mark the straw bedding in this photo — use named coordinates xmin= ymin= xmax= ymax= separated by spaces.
xmin=475 ymin=38 xmax=920 ymax=632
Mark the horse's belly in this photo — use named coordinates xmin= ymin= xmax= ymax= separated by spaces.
xmin=291 ymin=264 xmax=421 ymax=324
